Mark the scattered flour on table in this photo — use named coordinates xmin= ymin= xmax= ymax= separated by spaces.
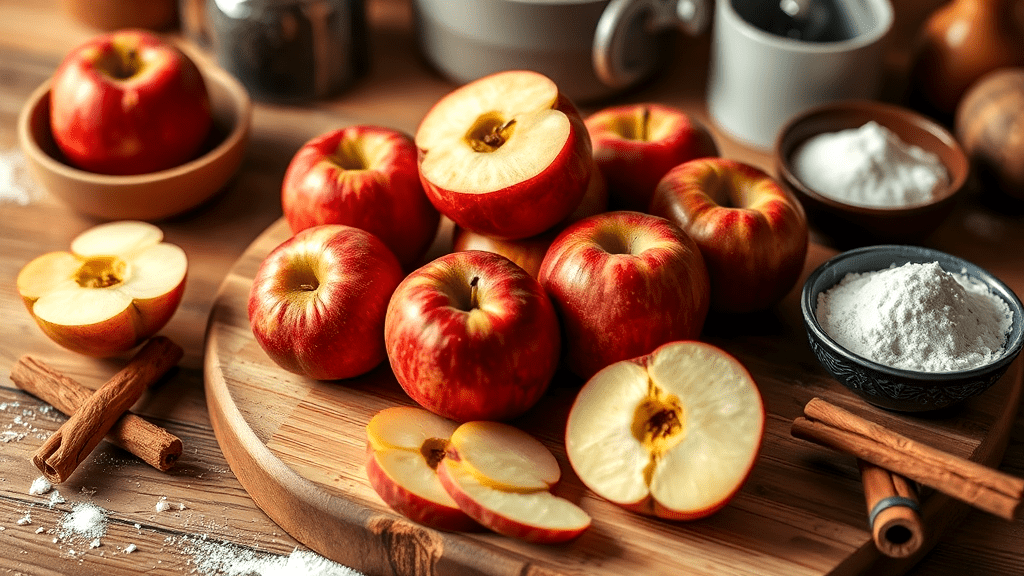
xmin=29 ymin=476 xmax=53 ymax=495
xmin=60 ymin=502 xmax=108 ymax=542
xmin=184 ymin=540 xmax=363 ymax=576
xmin=816 ymin=261 xmax=1013 ymax=371
xmin=0 ymin=147 xmax=38 ymax=205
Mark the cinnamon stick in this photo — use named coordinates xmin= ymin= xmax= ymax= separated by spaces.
xmin=11 ymin=354 xmax=183 ymax=472
xmin=791 ymin=397 xmax=1024 ymax=521
xmin=859 ymin=459 xmax=924 ymax=558
xmin=31 ymin=336 xmax=184 ymax=483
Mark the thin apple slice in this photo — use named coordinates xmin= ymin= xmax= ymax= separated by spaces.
xmin=366 ymin=406 xmax=460 ymax=452
xmin=566 ymin=340 xmax=764 ymax=520
xmin=447 ymin=421 xmax=560 ymax=492
xmin=16 ymin=221 xmax=187 ymax=357
xmin=437 ymin=458 xmax=590 ymax=543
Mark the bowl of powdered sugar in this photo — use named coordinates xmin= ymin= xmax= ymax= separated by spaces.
xmin=801 ymin=245 xmax=1023 ymax=412
xmin=775 ymin=101 xmax=968 ymax=246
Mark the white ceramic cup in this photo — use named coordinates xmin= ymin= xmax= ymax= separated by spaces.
xmin=706 ymin=0 xmax=894 ymax=149
xmin=413 ymin=0 xmax=712 ymax=103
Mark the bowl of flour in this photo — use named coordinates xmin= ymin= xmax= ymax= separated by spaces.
xmin=775 ymin=100 xmax=968 ymax=246
xmin=801 ymin=244 xmax=1023 ymax=412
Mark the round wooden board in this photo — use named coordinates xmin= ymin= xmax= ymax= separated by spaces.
xmin=204 ymin=217 xmax=1023 ymax=576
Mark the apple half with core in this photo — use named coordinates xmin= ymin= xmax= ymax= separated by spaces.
xmin=437 ymin=420 xmax=590 ymax=543
xmin=586 ymin=103 xmax=719 ymax=212
xmin=49 ymin=28 xmax=212 ymax=175
xmin=384 ymin=250 xmax=560 ymax=422
xmin=281 ymin=125 xmax=441 ymax=268
xmin=649 ymin=158 xmax=808 ymax=314
xmin=248 ymin=224 xmax=404 ymax=381
xmin=566 ymin=340 xmax=765 ymax=520
xmin=451 ymin=164 xmax=608 ymax=278
xmin=538 ymin=211 xmax=711 ymax=380
xmin=364 ymin=407 xmax=479 ymax=531
xmin=16 ymin=220 xmax=187 ymax=358
xmin=415 ymin=70 xmax=593 ymax=240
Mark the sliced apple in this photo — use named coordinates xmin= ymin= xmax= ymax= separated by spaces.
xmin=446 ymin=421 xmax=560 ymax=492
xmin=415 ymin=70 xmax=592 ymax=240
xmin=364 ymin=407 xmax=478 ymax=531
xmin=16 ymin=221 xmax=187 ymax=357
xmin=565 ymin=340 xmax=764 ymax=520
xmin=437 ymin=457 xmax=591 ymax=544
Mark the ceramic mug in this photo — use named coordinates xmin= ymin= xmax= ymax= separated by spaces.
xmin=413 ymin=0 xmax=712 ymax=103
xmin=706 ymin=0 xmax=894 ymax=149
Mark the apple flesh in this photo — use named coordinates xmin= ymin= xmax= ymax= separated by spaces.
xmin=586 ymin=103 xmax=718 ymax=212
xmin=248 ymin=224 xmax=404 ymax=381
xmin=364 ymin=407 xmax=478 ymax=531
xmin=649 ymin=158 xmax=808 ymax=314
xmin=415 ymin=70 xmax=593 ymax=240
xmin=566 ymin=340 xmax=764 ymax=520
xmin=16 ymin=221 xmax=187 ymax=358
xmin=538 ymin=211 xmax=711 ymax=380
xmin=49 ymin=29 xmax=211 ymax=175
xmin=281 ymin=125 xmax=440 ymax=269
xmin=384 ymin=250 xmax=561 ymax=422
xmin=445 ymin=420 xmax=561 ymax=492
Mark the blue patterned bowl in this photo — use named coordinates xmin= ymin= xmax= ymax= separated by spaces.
xmin=801 ymin=245 xmax=1024 ymax=412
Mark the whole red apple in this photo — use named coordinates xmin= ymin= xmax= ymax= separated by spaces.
xmin=281 ymin=125 xmax=441 ymax=269
xmin=415 ymin=70 xmax=593 ymax=240
xmin=248 ymin=225 xmax=404 ymax=381
xmin=49 ymin=29 xmax=212 ymax=176
xmin=585 ymin=103 xmax=718 ymax=212
xmin=649 ymin=158 xmax=808 ymax=314
xmin=538 ymin=211 xmax=711 ymax=380
xmin=384 ymin=250 xmax=561 ymax=422
xmin=451 ymin=165 xmax=608 ymax=278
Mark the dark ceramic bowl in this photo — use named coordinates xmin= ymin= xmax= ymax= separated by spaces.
xmin=776 ymin=100 xmax=969 ymax=245
xmin=801 ymin=245 xmax=1024 ymax=412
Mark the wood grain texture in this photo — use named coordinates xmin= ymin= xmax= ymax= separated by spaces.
xmin=204 ymin=217 xmax=1023 ymax=576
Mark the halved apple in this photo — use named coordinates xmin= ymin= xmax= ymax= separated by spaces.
xmin=364 ymin=407 xmax=478 ymax=531
xmin=16 ymin=221 xmax=187 ymax=357
xmin=415 ymin=70 xmax=592 ymax=240
xmin=565 ymin=340 xmax=764 ymax=520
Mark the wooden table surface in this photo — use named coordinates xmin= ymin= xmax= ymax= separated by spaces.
xmin=1 ymin=0 xmax=1023 ymax=574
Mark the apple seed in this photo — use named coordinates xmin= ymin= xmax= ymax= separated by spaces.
xmin=420 ymin=437 xmax=449 ymax=470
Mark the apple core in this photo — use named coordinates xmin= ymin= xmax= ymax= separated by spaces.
xmin=74 ymin=256 xmax=127 ymax=289
xmin=465 ymin=114 xmax=516 ymax=153
xmin=420 ymin=437 xmax=449 ymax=470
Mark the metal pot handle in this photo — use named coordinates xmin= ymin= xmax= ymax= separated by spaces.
xmin=593 ymin=0 xmax=712 ymax=89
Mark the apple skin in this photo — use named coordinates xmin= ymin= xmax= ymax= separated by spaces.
xmin=451 ymin=166 xmax=608 ymax=278
xmin=415 ymin=70 xmax=593 ymax=240
xmin=281 ymin=125 xmax=441 ymax=269
xmin=384 ymin=250 xmax=561 ymax=422
xmin=538 ymin=211 xmax=711 ymax=380
xmin=248 ymin=224 xmax=404 ymax=381
xmin=649 ymin=158 xmax=808 ymax=314
xmin=585 ymin=103 xmax=718 ymax=212
xmin=49 ymin=29 xmax=212 ymax=176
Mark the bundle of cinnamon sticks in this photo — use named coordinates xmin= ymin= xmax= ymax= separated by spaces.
xmin=10 ymin=336 xmax=185 ymax=483
xmin=792 ymin=397 xmax=1024 ymax=558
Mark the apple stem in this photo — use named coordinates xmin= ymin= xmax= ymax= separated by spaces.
xmin=640 ymin=107 xmax=650 ymax=141
xmin=483 ymin=119 xmax=516 ymax=149
xmin=469 ymin=276 xmax=480 ymax=310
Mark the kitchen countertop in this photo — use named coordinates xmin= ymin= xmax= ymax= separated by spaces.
xmin=0 ymin=0 xmax=1022 ymax=574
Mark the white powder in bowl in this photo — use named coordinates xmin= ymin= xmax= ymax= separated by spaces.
xmin=793 ymin=121 xmax=949 ymax=208
xmin=816 ymin=262 xmax=1013 ymax=372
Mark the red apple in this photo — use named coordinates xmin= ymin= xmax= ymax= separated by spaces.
xmin=16 ymin=221 xmax=187 ymax=358
xmin=415 ymin=70 xmax=593 ymax=240
xmin=450 ymin=165 xmax=608 ymax=278
xmin=49 ymin=29 xmax=212 ymax=176
xmin=384 ymin=250 xmax=561 ymax=422
xmin=248 ymin=225 xmax=404 ymax=381
xmin=585 ymin=103 xmax=718 ymax=212
xmin=281 ymin=125 xmax=441 ymax=269
xmin=566 ymin=340 xmax=764 ymax=520
xmin=364 ymin=407 xmax=479 ymax=532
xmin=538 ymin=211 xmax=711 ymax=380
xmin=649 ymin=158 xmax=808 ymax=314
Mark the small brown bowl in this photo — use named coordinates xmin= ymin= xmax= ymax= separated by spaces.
xmin=18 ymin=62 xmax=251 ymax=221
xmin=775 ymin=100 xmax=968 ymax=245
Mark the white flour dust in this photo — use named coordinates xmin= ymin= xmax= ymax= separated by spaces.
xmin=817 ymin=261 xmax=1013 ymax=371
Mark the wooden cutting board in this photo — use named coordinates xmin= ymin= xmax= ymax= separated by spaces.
xmin=204 ymin=217 xmax=1023 ymax=576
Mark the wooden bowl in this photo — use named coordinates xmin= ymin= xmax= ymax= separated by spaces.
xmin=775 ymin=100 xmax=968 ymax=246
xmin=17 ymin=63 xmax=251 ymax=221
